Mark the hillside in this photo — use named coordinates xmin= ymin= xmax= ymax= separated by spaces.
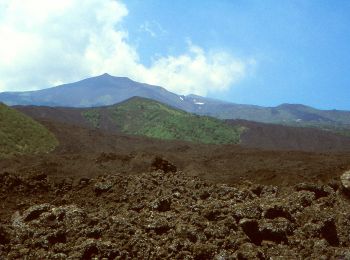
xmin=0 ymin=103 xmax=58 ymax=157
xmin=2 ymin=74 xmax=350 ymax=131
xmin=88 ymin=97 xmax=244 ymax=144
xmin=15 ymin=100 xmax=350 ymax=153
xmin=227 ymin=119 xmax=350 ymax=153
xmin=15 ymin=98 xmax=243 ymax=145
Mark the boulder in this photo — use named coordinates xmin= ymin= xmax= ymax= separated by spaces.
xmin=340 ymin=170 xmax=350 ymax=191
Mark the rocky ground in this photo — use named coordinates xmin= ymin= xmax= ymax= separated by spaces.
xmin=1 ymin=120 xmax=350 ymax=259
xmin=1 ymin=158 xmax=350 ymax=259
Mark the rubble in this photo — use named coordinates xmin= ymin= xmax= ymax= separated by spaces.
xmin=1 ymin=170 xmax=350 ymax=259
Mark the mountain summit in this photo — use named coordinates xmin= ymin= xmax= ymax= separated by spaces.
xmin=1 ymin=74 xmax=350 ymax=128
xmin=0 ymin=73 xmax=185 ymax=108
xmin=0 ymin=73 xmax=228 ymax=114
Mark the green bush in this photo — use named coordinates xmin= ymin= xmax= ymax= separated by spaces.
xmin=82 ymin=109 xmax=101 ymax=128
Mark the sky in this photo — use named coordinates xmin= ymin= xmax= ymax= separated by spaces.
xmin=0 ymin=0 xmax=349 ymax=110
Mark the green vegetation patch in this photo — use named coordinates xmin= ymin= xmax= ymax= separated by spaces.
xmin=82 ymin=109 xmax=101 ymax=128
xmin=0 ymin=103 xmax=58 ymax=158
xmin=107 ymin=97 xmax=243 ymax=144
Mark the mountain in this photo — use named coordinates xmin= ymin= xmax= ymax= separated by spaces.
xmin=194 ymin=102 xmax=350 ymax=126
xmin=16 ymin=97 xmax=244 ymax=144
xmin=0 ymin=103 xmax=58 ymax=157
xmin=0 ymin=73 xmax=198 ymax=110
xmin=2 ymin=73 xmax=350 ymax=130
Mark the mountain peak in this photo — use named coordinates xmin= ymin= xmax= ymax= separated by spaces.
xmin=100 ymin=73 xmax=112 ymax=77
xmin=277 ymin=103 xmax=311 ymax=110
xmin=97 ymin=72 xmax=133 ymax=81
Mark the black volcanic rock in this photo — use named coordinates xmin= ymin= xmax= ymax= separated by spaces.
xmin=2 ymin=170 xmax=350 ymax=259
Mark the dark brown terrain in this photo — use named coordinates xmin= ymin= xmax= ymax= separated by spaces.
xmin=2 ymin=119 xmax=350 ymax=185
xmin=227 ymin=119 xmax=350 ymax=153
xmin=1 ymin=112 xmax=350 ymax=258
xmin=16 ymin=105 xmax=350 ymax=153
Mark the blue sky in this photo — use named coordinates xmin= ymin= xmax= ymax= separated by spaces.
xmin=122 ymin=0 xmax=350 ymax=110
xmin=0 ymin=0 xmax=349 ymax=110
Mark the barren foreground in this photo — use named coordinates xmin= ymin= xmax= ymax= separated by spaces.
xmin=1 ymin=165 xmax=350 ymax=259
xmin=1 ymin=121 xmax=350 ymax=259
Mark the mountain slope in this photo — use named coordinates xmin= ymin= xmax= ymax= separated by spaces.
xmin=15 ymin=99 xmax=350 ymax=152
xmin=227 ymin=119 xmax=350 ymax=153
xmin=0 ymin=103 xmax=58 ymax=157
xmin=2 ymin=73 xmax=350 ymax=129
xmin=0 ymin=73 xmax=196 ymax=110
xmin=103 ymin=97 xmax=244 ymax=144
xmin=17 ymin=98 xmax=244 ymax=144
xmin=195 ymin=102 xmax=350 ymax=126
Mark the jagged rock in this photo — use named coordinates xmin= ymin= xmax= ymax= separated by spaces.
xmin=239 ymin=217 xmax=293 ymax=245
xmin=81 ymin=239 xmax=99 ymax=259
xmin=202 ymin=208 xmax=222 ymax=221
xmin=94 ymin=181 xmax=113 ymax=195
xmin=51 ymin=253 xmax=68 ymax=259
xmin=232 ymin=202 xmax=262 ymax=221
xmin=214 ymin=250 xmax=234 ymax=260
xmin=2 ymin=170 xmax=350 ymax=258
xmin=204 ymin=224 xmax=230 ymax=239
xmin=0 ymin=172 xmax=22 ymax=189
xmin=300 ymin=215 xmax=339 ymax=246
xmin=150 ymin=196 xmax=171 ymax=212
xmin=192 ymin=243 xmax=216 ymax=260
xmin=46 ymin=230 xmax=67 ymax=245
xmin=235 ymin=243 xmax=265 ymax=259
xmin=340 ymin=170 xmax=350 ymax=191
xmin=320 ymin=218 xmax=339 ymax=246
xmin=0 ymin=225 xmax=10 ymax=245
xmin=145 ymin=218 xmax=173 ymax=235
xmin=289 ymin=190 xmax=316 ymax=210
xmin=22 ymin=203 xmax=51 ymax=221
xmin=294 ymin=183 xmax=331 ymax=199
xmin=251 ymin=184 xmax=278 ymax=198
xmin=239 ymin=218 xmax=261 ymax=245
xmin=175 ymin=224 xmax=198 ymax=243
xmin=259 ymin=218 xmax=293 ymax=244
xmin=151 ymin=156 xmax=177 ymax=173
xmin=262 ymin=204 xmax=294 ymax=222
xmin=199 ymin=190 xmax=210 ymax=200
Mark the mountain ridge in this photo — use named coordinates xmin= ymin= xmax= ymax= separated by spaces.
xmin=2 ymin=73 xmax=350 ymax=129
xmin=13 ymin=97 xmax=244 ymax=145
xmin=14 ymin=97 xmax=350 ymax=153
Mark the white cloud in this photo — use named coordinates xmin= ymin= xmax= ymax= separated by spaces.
xmin=139 ymin=20 xmax=167 ymax=38
xmin=142 ymin=43 xmax=250 ymax=95
xmin=140 ymin=21 xmax=157 ymax=37
xmin=0 ymin=0 xmax=254 ymax=95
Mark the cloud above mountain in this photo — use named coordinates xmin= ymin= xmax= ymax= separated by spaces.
xmin=0 ymin=0 xmax=254 ymax=95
